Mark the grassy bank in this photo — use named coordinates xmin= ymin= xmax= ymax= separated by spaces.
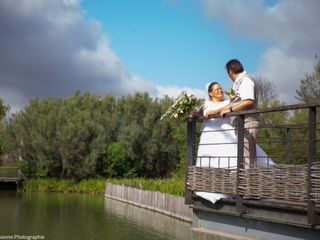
xmin=108 ymin=177 xmax=185 ymax=196
xmin=22 ymin=177 xmax=185 ymax=196
xmin=22 ymin=178 xmax=106 ymax=194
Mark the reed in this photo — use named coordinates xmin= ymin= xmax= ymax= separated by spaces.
xmin=22 ymin=178 xmax=105 ymax=194
xmin=107 ymin=177 xmax=185 ymax=196
xmin=22 ymin=177 xmax=185 ymax=196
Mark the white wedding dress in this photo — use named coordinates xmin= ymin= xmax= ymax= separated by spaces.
xmin=195 ymin=100 xmax=274 ymax=204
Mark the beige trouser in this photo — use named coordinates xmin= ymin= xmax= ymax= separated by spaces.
xmin=244 ymin=120 xmax=259 ymax=168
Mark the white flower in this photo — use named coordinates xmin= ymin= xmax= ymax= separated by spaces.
xmin=160 ymin=91 xmax=204 ymax=121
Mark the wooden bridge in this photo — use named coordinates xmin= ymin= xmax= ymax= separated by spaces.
xmin=185 ymin=103 xmax=320 ymax=239
xmin=0 ymin=167 xmax=24 ymax=190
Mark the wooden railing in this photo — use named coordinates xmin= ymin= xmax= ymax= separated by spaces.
xmin=185 ymin=102 xmax=320 ymax=225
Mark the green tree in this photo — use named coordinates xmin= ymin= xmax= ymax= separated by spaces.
xmin=254 ymin=77 xmax=289 ymax=163
xmin=143 ymin=98 xmax=181 ymax=177
xmin=5 ymin=91 xmax=183 ymax=179
xmin=7 ymin=92 xmax=107 ymax=180
xmin=255 ymin=76 xmax=279 ymax=106
xmin=104 ymin=142 xmax=135 ymax=178
xmin=0 ymin=98 xmax=9 ymax=120
xmin=289 ymin=57 xmax=320 ymax=163
xmin=0 ymin=97 xmax=10 ymax=161
xmin=56 ymin=92 xmax=110 ymax=179
xmin=9 ymin=98 xmax=63 ymax=177
xmin=296 ymin=56 xmax=320 ymax=103
xmin=112 ymin=93 xmax=181 ymax=178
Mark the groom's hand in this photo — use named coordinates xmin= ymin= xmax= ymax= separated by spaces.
xmin=220 ymin=108 xmax=230 ymax=117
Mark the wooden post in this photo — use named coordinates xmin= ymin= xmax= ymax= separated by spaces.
xmin=286 ymin=128 xmax=292 ymax=164
xmin=185 ymin=118 xmax=196 ymax=205
xmin=307 ymin=106 xmax=318 ymax=224
xmin=236 ymin=115 xmax=246 ymax=213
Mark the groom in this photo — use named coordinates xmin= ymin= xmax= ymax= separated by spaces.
xmin=220 ymin=59 xmax=259 ymax=168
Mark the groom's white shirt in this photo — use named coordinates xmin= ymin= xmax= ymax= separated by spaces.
xmin=232 ymin=71 xmax=258 ymax=122
xmin=232 ymin=71 xmax=255 ymax=102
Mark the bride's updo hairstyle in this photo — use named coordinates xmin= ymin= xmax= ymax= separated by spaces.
xmin=207 ymin=82 xmax=218 ymax=100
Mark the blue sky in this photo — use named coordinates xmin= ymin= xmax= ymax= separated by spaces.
xmin=81 ymin=0 xmax=268 ymax=90
xmin=0 ymin=0 xmax=319 ymax=111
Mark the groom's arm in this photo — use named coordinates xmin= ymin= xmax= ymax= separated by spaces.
xmin=220 ymin=99 xmax=254 ymax=116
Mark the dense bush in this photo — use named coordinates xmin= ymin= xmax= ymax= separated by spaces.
xmin=2 ymin=92 xmax=185 ymax=180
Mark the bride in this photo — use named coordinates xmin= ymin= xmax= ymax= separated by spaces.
xmin=195 ymin=82 xmax=274 ymax=204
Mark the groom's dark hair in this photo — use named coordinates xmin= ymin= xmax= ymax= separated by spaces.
xmin=225 ymin=59 xmax=244 ymax=74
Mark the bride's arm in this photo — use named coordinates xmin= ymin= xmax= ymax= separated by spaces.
xmin=204 ymin=106 xmax=225 ymax=118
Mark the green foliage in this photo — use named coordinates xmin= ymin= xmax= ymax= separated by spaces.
xmin=102 ymin=93 xmax=182 ymax=178
xmin=0 ymin=167 xmax=18 ymax=177
xmin=73 ymin=178 xmax=105 ymax=193
xmin=0 ymin=97 xmax=10 ymax=158
xmin=104 ymin=142 xmax=136 ymax=178
xmin=291 ymin=56 xmax=320 ymax=163
xmin=258 ymin=99 xmax=288 ymax=163
xmin=107 ymin=177 xmax=185 ymax=196
xmin=285 ymin=108 xmax=320 ymax=164
xmin=160 ymin=91 xmax=204 ymax=120
xmin=19 ymin=158 xmax=37 ymax=178
xmin=296 ymin=57 xmax=320 ymax=103
xmin=22 ymin=177 xmax=184 ymax=196
xmin=0 ymin=97 xmax=10 ymax=120
xmin=2 ymin=92 xmax=185 ymax=180
xmin=22 ymin=178 xmax=105 ymax=194
xmin=6 ymin=93 xmax=108 ymax=180
xmin=253 ymin=78 xmax=292 ymax=164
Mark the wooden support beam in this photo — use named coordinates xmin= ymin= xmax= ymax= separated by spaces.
xmin=185 ymin=119 xmax=196 ymax=205
xmin=236 ymin=115 xmax=247 ymax=213
xmin=307 ymin=106 xmax=319 ymax=224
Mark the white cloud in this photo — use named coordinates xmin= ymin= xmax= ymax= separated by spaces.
xmin=258 ymin=47 xmax=312 ymax=102
xmin=0 ymin=86 xmax=27 ymax=113
xmin=155 ymin=85 xmax=205 ymax=99
xmin=199 ymin=0 xmax=320 ymax=103
xmin=0 ymin=0 xmax=157 ymax=111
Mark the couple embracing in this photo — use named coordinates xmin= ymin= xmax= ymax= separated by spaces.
xmin=195 ymin=59 xmax=274 ymax=203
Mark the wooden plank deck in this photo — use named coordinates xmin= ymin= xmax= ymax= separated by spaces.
xmin=0 ymin=177 xmax=20 ymax=182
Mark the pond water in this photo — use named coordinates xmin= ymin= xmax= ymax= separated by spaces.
xmin=0 ymin=191 xmax=192 ymax=240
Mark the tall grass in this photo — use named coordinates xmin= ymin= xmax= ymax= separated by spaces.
xmin=108 ymin=177 xmax=185 ymax=196
xmin=23 ymin=178 xmax=105 ymax=194
xmin=22 ymin=177 xmax=186 ymax=196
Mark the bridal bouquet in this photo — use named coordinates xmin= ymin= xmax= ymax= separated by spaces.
xmin=225 ymin=88 xmax=241 ymax=103
xmin=225 ymin=88 xmax=235 ymax=100
xmin=160 ymin=91 xmax=204 ymax=121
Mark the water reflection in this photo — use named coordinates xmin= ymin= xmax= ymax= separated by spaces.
xmin=104 ymin=198 xmax=192 ymax=240
xmin=0 ymin=191 xmax=192 ymax=240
